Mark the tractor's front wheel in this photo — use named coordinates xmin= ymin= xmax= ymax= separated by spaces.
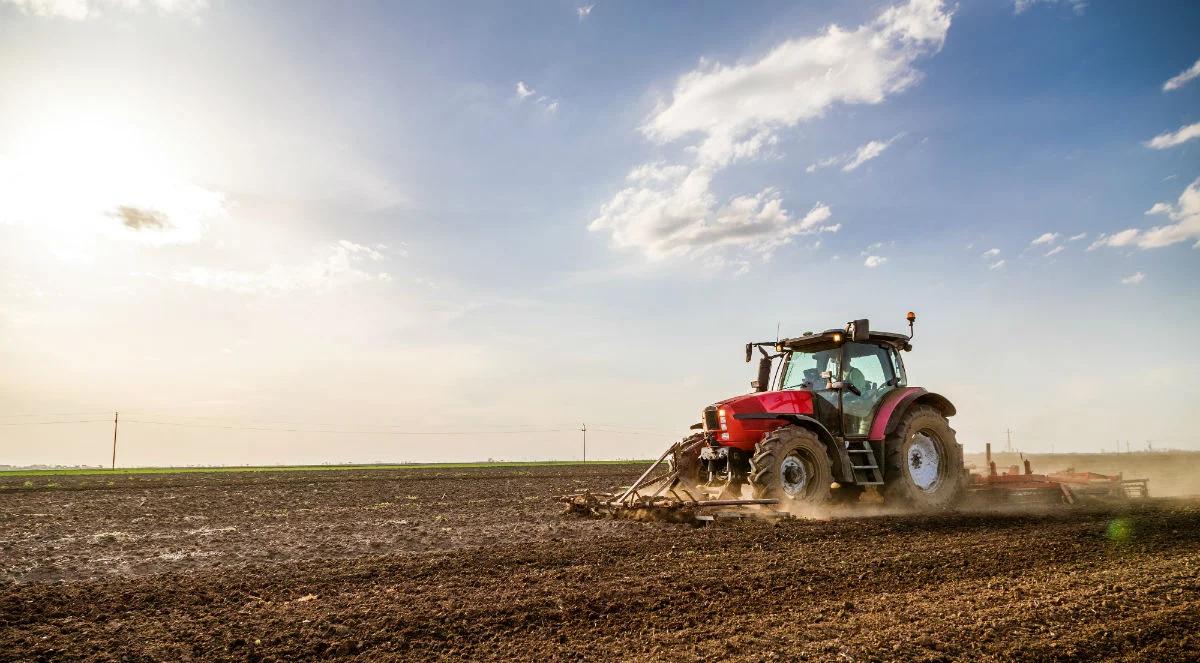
xmin=749 ymin=426 xmax=831 ymax=504
xmin=882 ymin=405 xmax=965 ymax=509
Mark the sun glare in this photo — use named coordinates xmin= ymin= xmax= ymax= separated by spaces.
xmin=0 ymin=114 xmax=223 ymax=251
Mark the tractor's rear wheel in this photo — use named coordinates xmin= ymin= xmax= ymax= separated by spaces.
xmin=750 ymin=426 xmax=831 ymax=504
xmin=882 ymin=405 xmax=964 ymax=509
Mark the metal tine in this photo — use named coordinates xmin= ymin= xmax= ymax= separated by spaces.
xmin=645 ymin=471 xmax=679 ymax=501
xmin=613 ymin=445 xmax=673 ymax=504
xmin=614 ymin=436 xmax=703 ymax=505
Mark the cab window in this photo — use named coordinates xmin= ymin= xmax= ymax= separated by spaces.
xmin=841 ymin=342 xmax=900 ymax=436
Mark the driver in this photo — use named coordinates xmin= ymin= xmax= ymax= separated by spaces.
xmin=844 ymin=363 xmax=869 ymax=394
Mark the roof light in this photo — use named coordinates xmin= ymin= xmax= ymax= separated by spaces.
xmin=832 ymin=333 xmax=842 ymax=343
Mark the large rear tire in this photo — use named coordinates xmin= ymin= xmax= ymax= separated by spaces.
xmin=749 ymin=426 xmax=832 ymax=504
xmin=882 ymin=405 xmax=964 ymax=509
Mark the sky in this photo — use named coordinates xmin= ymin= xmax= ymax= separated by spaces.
xmin=1 ymin=0 xmax=1198 ymax=467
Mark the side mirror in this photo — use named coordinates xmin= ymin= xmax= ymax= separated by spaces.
xmin=851 ymin=318 xmax=870 ymax=342
xmin=745 ymin=343 xmax=753 ymax=363
xmin=755 ymin=357 xmax=772 ymax=392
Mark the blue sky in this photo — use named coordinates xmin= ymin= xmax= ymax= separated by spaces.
xmin=1 ymin=0 xmax=1197 ymax=466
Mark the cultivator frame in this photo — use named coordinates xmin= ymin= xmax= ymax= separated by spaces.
xmin=965 ymin=444 xmax=1151 ymax=506
xmin=559 ymin=436 xmax=780 ymax=523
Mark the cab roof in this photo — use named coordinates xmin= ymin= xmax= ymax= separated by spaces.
xmin=777 ymin=329 xmax=912 ymax=352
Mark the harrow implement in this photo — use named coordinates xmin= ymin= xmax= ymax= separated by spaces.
xmin=558 ymin=436 xmax=779 ymax=523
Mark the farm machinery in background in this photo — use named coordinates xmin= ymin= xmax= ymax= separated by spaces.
xmin=561 ymin=314 xmax=1148 ymax=523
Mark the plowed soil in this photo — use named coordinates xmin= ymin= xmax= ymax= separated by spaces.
xmin=2 ymin=464 xmax=1198 ymax=662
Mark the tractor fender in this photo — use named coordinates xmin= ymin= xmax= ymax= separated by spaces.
xmin=734 ymin=413 xmax=852 ymax=483
xmin=868 ymin=388 xmax=957 ymax=441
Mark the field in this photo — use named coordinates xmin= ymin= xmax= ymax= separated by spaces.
xmin=2 ymin=461 xmax=1199 ymax=662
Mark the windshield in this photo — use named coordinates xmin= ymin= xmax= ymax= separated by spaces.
xmin=781 ymin=349 xmax=841 ymax=390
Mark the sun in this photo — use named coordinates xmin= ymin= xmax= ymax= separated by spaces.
xmin=0 ymin=112 xmax=224 ymax=249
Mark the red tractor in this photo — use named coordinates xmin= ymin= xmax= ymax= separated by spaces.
xmin=563 ymin=314 xmax=967 ymax=519
xmin=673 ymin=313 xmax=965 ymax=509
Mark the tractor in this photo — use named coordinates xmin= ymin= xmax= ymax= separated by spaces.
xmin=672 ymin=313 xmax=965 ymax=509
xmin=562 ymin=313 xmax=968 ymax=519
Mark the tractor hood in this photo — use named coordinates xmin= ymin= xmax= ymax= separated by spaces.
xmin=709 ymin=389 xmax=814 ymax=413
xmin=704 ymin=389 xmax=815 ymax=452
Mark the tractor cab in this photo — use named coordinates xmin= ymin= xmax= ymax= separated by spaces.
xmin=745 ymin=317 xmax=913 ymax=440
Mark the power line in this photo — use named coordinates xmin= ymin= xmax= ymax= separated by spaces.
xmin=0 ymin=412 xmax=114 ymax=419
xmin=122 ymin=420 xmax=672 ymax=436
xmin=0 ymin=419 xmax=111 ymax=426
xmin=98 ymin=412 xmax=672 ymax=433
xmin=120 ymin=419 xmax=575 ymax=435
xmin=0 ymin=413 xmax=681 ymax=440
xmin=589 ymin=428 xmax=677 ymax=436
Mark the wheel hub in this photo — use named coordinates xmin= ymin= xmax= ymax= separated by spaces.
xmin=908 ymin=432 xmax=942 ymax=492
xmin=779 ymin=454 xmax=809 ymax=496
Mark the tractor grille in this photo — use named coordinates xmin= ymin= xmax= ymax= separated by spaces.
xmin=703 ymin=406 xmax=720 ymax=431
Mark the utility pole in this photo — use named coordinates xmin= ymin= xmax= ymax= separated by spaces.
xmin=581 ymin=422 xmax=587 ymax=463
xmin=111 ymin=411 xmax=119 ymax=469
xmin=1005 ymin=428 xmax=1013 ymax=453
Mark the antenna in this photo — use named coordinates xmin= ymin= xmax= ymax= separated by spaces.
xmin=776 ymin=321 xmax=781 ymax=344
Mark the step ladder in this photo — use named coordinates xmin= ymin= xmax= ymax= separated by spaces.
xmin=845 ymin=440 xmax=883 ymax=485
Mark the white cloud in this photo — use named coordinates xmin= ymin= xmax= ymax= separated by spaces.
xmin=515 ymin=82 xmax=559 ymax=114
xmin=1163 ymin=58 xmax=1200 ymax=92
xmin=1 ymin=0 xmax=206 ymax=20
xmin=1120 ymin=272 xmax=1145 ymax=285
xmin=1068 ymin=232 xmax=1087 ymax=241
xmin=592 ymin=0 xmax=952 ymax=266
xmin=577 ymin=4 xmax=593 ymax=20
xmin=864 ymin=255 xmax=888 ymax=268
xmin=989 ymin=259 xmax=1006 ymax=270
xmin=1087 ymin=228 xmax=1138 ymax=250
xmin=806 ymin=156 xmax=841 ymax=174
xmin=1013 ymin=0 xmax=1086 ymax=15
xmin=844 ymin=139 xmax=895 ymax=171
xmin=981 ymin=248 xmax=1000 ymax=258
xmin=1144 ymin=122 xmax=1200 ymax=150
xmin=1088 ymin=178 xmax=1200 ymax=251
xmin=1030 ymin=232 xmax=1059 ymax=245
xmin=171 ymin=241 xmax=394 ymax=295
xmin=589 ymin=163 xmax=838 ymax=261
xmin=808 ymin=135 xmax=903 ymax=173
xmin=1043 ymin=245 xmax=1064 ymax=257
xmin=641 ymin=0 xmax=951 ymax=167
